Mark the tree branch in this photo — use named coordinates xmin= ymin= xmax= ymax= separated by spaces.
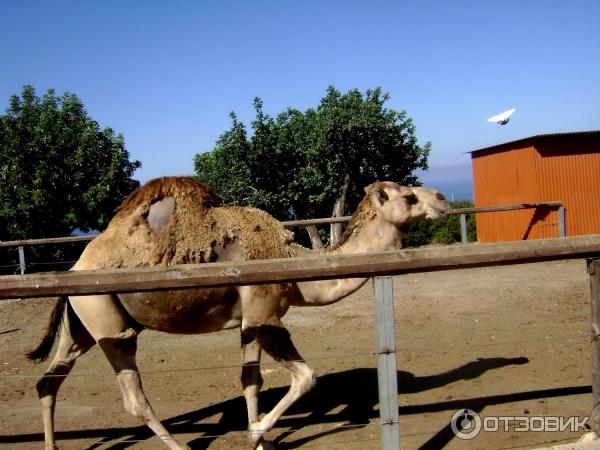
xmin=330 ymin=173 xmax=351 ymax=245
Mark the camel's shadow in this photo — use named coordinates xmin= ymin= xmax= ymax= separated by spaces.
xmin=5 ymin=355 xmax=589 ymax=449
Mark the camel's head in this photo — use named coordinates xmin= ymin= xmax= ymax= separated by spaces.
xmin=364 ymin=181 xmax=450 ymax=229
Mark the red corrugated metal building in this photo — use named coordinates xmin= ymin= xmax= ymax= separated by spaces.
xmin=470 ymin=131 xmax=600 ymax=242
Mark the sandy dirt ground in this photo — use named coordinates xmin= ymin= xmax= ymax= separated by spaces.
xmin=0 ymin=258 xmax=595 ymax=449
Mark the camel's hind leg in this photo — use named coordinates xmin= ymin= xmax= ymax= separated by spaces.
xmin=239 ymin=286 xmax=316 ymax=448
xmin=36 ymin=303 xmax=95 ymax=449
xmin=69 ymin=295 xmax=188 ymax=450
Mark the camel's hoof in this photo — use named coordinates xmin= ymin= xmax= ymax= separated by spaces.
xmin=248 ymin=422 xmax=278 ymax=449
xmin=578 ymin=431 xmax=599 ymax=442
xmin=248 ymin=422 xmax=263 ymax=448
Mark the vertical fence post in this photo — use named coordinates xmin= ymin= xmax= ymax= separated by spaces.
xmin=373 ymin=276 xmax=400 ymax=450
xmin=17 ymin=246 xmax=26 ymax=275
xmin=460 ymin=214 xmax=468 ymax=244
xmin=588 ymin=258 xmax=600 ymax=432
xmin=558 ymin=206 xmax=566 ymax=237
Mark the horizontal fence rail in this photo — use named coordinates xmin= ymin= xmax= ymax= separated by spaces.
xmin=0 ymin=235 xmax=99 ymax=248
xmin=447 ymin=201 xmax=563 ymax=215
xmin=1 ymin=234 xmax=598 ymax=300
xmin=0 ymin=202 xmax=565 ymax=275
xmin=0 ymin=202 xmax=564 ymax=248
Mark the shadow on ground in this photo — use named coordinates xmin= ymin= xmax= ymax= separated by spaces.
xmin=1 ymin=356 xmax=590 ymax=449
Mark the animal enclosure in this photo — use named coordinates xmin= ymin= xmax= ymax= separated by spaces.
xmin=1 ymin=236 xmax=600 ymax=449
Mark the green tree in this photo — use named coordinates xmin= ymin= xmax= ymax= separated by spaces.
xmin=0 ymin=86 xmax=140 ymax=271
xmin=195 ymin=86 xmax=430 ymax=247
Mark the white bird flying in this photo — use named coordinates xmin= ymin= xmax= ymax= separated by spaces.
xmin=487 ymin=108 xmax=516 ymax=125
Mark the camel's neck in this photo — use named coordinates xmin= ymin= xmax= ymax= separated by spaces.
xmin=293 ymin=217 xmax=401 ymax=306
xmin=328 ymin=217 xmax=402 ymax=255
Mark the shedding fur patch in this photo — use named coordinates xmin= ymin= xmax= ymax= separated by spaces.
xmin=147 ymin=197 xmax=175 ymax=232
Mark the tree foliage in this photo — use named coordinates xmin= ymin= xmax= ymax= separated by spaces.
xmin=403 ymin=201 xmax=477 ymax=247
xmin=194 ymin=86 xmax=430 ymax=244
xmin=0 ymin=86 xmax=140 ymax=271
xmin=0 ymin=85 xmax=141 ymax=239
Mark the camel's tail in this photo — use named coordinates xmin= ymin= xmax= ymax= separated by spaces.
xmin=27 ymin=296 xmax=67 ymax=363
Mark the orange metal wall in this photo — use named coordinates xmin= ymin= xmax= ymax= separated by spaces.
xmin=472 ymin=134 xmax=600 ymax=242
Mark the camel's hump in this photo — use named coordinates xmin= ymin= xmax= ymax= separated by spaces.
xmin=115 ymin=176 xmax=220 ymax=217
xmin=75 ymin=177 xmax=293 ymax=270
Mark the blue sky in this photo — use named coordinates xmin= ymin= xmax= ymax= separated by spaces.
xmin=1 ymin=1 xmax=599 ymax=188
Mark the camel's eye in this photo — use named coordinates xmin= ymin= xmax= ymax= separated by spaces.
xmin=405 ymin=194 xmax=418 ymax=205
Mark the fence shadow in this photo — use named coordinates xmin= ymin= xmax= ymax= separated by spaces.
xmin=2 ymin=356 xmax=588 ymax=450
xmin=416 ymin=384 xmax=592 ymax=450
xmin=522 ymin=206 xmax=553 ymax=240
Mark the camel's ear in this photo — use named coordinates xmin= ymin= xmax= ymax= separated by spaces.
xmin=370 ymin=188 xmax=389 ymax=207
xmin=365 ymin=182 xmax=388 ymax=206
xmin=364 ymin=182 xmax=377 ymax=194
xmin=375 ymin=188 xmax=389 ymax=204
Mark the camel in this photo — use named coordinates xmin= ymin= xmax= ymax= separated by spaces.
xmin=28 ymin=176 xmax=450 ymax=449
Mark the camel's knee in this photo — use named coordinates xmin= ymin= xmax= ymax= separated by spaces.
xmin=123 ymin=395 xmax=152 ymax=422
xmin=116 ymin=371 xmax=152 ymax=422
xmin=294 ymin=365 xmax=316 ymax=395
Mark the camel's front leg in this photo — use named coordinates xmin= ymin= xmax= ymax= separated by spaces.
xmin=70 ymin=294 xmax=188 ymax=450
xmin=98 ymin=331 xmax=189 ymax=450
xmin=241 ymin=331 xmax=263 ymax=424
xmin=243 ymin=325 xmax=316 ymax=449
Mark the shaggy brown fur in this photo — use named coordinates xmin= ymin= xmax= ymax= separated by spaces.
xmin=78 ymin=177 xmax=294 ymax=269
xmin=115 ymin=176 xmax=221 ymax=217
